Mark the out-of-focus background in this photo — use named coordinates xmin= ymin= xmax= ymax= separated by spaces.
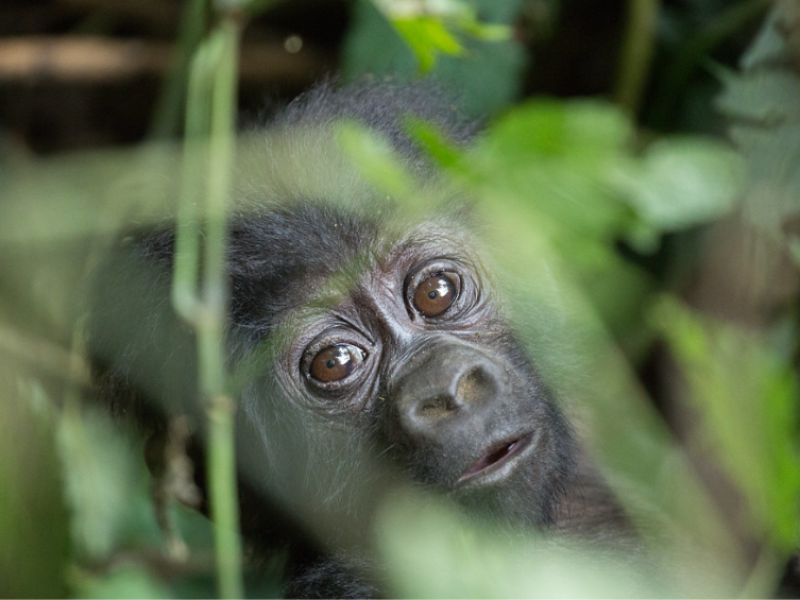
xmin=0 ymin=0 xmax=769 ymax=151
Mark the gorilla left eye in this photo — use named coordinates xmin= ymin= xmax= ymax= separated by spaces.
xmin=413 ymin=273 xmax=460 ymax=317
xmin=309 ymin=344 xmax=366 ymax=383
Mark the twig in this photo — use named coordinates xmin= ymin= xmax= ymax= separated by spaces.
xmin=614 ymin=0 xmax=661 ymax=117
xmin=0 ymin=36 xmax=323 ymax=84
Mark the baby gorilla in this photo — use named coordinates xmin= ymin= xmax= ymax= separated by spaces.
xmin=89 ymin=82 xmax=622 ymax=597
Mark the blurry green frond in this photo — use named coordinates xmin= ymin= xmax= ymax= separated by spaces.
xmin=58 ymin=408 xmax=150 ymax=560
xmin=654 ymin=298 xmax=800 ymax=554
xmin=716 ymin=1 xmax=800 ymax=255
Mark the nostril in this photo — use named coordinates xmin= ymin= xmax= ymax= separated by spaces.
xmin=455 ymin=364 xmax=497 ymax=405
xmin=418 ymin=394 xmax=453 ymax=419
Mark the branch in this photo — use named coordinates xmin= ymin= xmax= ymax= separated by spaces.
xmin=0 ymin=36 xmax=324 ymax=84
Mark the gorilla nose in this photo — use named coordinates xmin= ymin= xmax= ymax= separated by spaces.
xmin=393 ymin=344 xmax=502 ymax=435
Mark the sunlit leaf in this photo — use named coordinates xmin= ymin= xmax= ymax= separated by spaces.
xmin=343 ymin=0 xmax=524 ymax=116
xmin=393 ymin=17 xmax=464 ymax=72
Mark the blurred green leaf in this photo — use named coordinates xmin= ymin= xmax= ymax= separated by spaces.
xmin=716 ymin=1 xmax=800 ymax=258
xmin=0 ymin=378 xmax=70 ymax=598
xmin=0 ymin=144 xmax=181 ymax=244
xmin=614 ymin=138 xmax=743 ymax=232
xmin=58 ymin=408 xmax=146 ymax=560
xmin=371 ymin=0 xmax=511 ymax=73
xmin=337 ymin=121 xmax=416 ymax=200
xmin=410 ymin=100 xmax=742 ymax=252
xmin=75 ymin=565 xmax=172 ymax=599
xmin=718 ymin=70 xmax=800 ymax=125
xmin=376 ymin=493 xmax=671 ymax=598
xmin=461 ymin=101 xmax=635 ymax=246
xmin=654 ymin=298 xmax=800 ymax=553
xmin=393 ymin=17 xmax=464 ymax=72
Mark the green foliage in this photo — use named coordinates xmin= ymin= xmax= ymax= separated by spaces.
xmin=58 ymin=408 xmax=148 ymax=560
xmin=616 ymin=138 xmax=744 ymax=236
xmin=376 ymin=495 xmax=662 ymax=598
xmin=0 ymin=380 xmax=70 ymax=598
xmin=343 ymin=0 xmax=526 ymax=117
xmin=655 ymin=298 xmax=800 ymax=553
xmin=76 ymin=566 xmax=172 ymax=600
xmin=418 ymin=100 xmax=741 ymax=247
xmin=370 ymin=0 xmax=511 ymax=72
xmin=337 ymin=122 xmax=416 ymax=199
xmin=716 ymin=2 xmax=800 ymax=257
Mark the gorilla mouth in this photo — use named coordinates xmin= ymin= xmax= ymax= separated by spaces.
xmin=457 ymin=432 xmax=534 ymax=485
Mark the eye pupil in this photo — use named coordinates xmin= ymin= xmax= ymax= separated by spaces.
xmin=326 ymin=359 xmax=336 ymax=369
xmin=428 ymin=291 xmax=437 ymax=299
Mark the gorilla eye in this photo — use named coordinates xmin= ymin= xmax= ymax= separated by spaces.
xmin=309 ymin=344 xmax=365 ymax=383
xmin=413 ymin=273 xmax=459 ymax=317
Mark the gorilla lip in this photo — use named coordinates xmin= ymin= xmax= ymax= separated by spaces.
xmin=457 ymin=432 xmax=534 ymax=485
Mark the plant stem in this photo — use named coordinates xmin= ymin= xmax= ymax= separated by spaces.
xmin=149 ymin=0 xmax=209 ymax=139
xmin=172 ymin=40 xmax=212 ymax=322
xmin=614 ymin=0 xmax=661 ymax=117
xmin=172 ymin=11 xmax=244 ymax=598
xmin=203 ymin=18 xmax=243 ymax=600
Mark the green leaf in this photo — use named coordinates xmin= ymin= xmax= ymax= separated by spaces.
xmin=0 ymin=380 xmax=70 ymax=597
xmin=717 ymin=70 xmax=800 ymax=125
xmin=615 ymin=138 xmax=744 ymax=231
xmin=75 ymin=565 xmax=171 ymax=600
xmin=376 ymin=493 xmax=665 ymax=598
xmin=393 ymin=17 xmax=464 ymax=72
xmin=654 ymin=298 xmax=800 ymax=553
xmin=342 ymin=0 xmax=526 ymax=117
xmin=337 ymin=121 xmax=415 ymax=200
xmin=58 ymin=408 xmax=145 ymax=560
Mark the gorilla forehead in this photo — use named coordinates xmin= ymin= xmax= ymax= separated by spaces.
xmin=227 ymin=203 xmax=377 ymax=327
xmin=227 ymin=202 xmax=477 ymax=334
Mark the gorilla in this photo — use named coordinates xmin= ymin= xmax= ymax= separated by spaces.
xmin=88 ymin=81 xmax=626 ymax=597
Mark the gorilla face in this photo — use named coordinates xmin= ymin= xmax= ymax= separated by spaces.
xmin=225 ymin=203 xmax=575 ymax=530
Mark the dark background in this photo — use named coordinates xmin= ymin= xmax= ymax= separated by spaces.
xmin=0 ymin=0 xmax=765 ymax=154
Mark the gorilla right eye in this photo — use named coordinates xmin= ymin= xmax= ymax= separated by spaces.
xmin=308 ymin=343 xmax=366 ymax=383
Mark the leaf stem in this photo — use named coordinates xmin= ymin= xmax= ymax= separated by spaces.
xmin=614 ymin=0 xmax=661 ymax=117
